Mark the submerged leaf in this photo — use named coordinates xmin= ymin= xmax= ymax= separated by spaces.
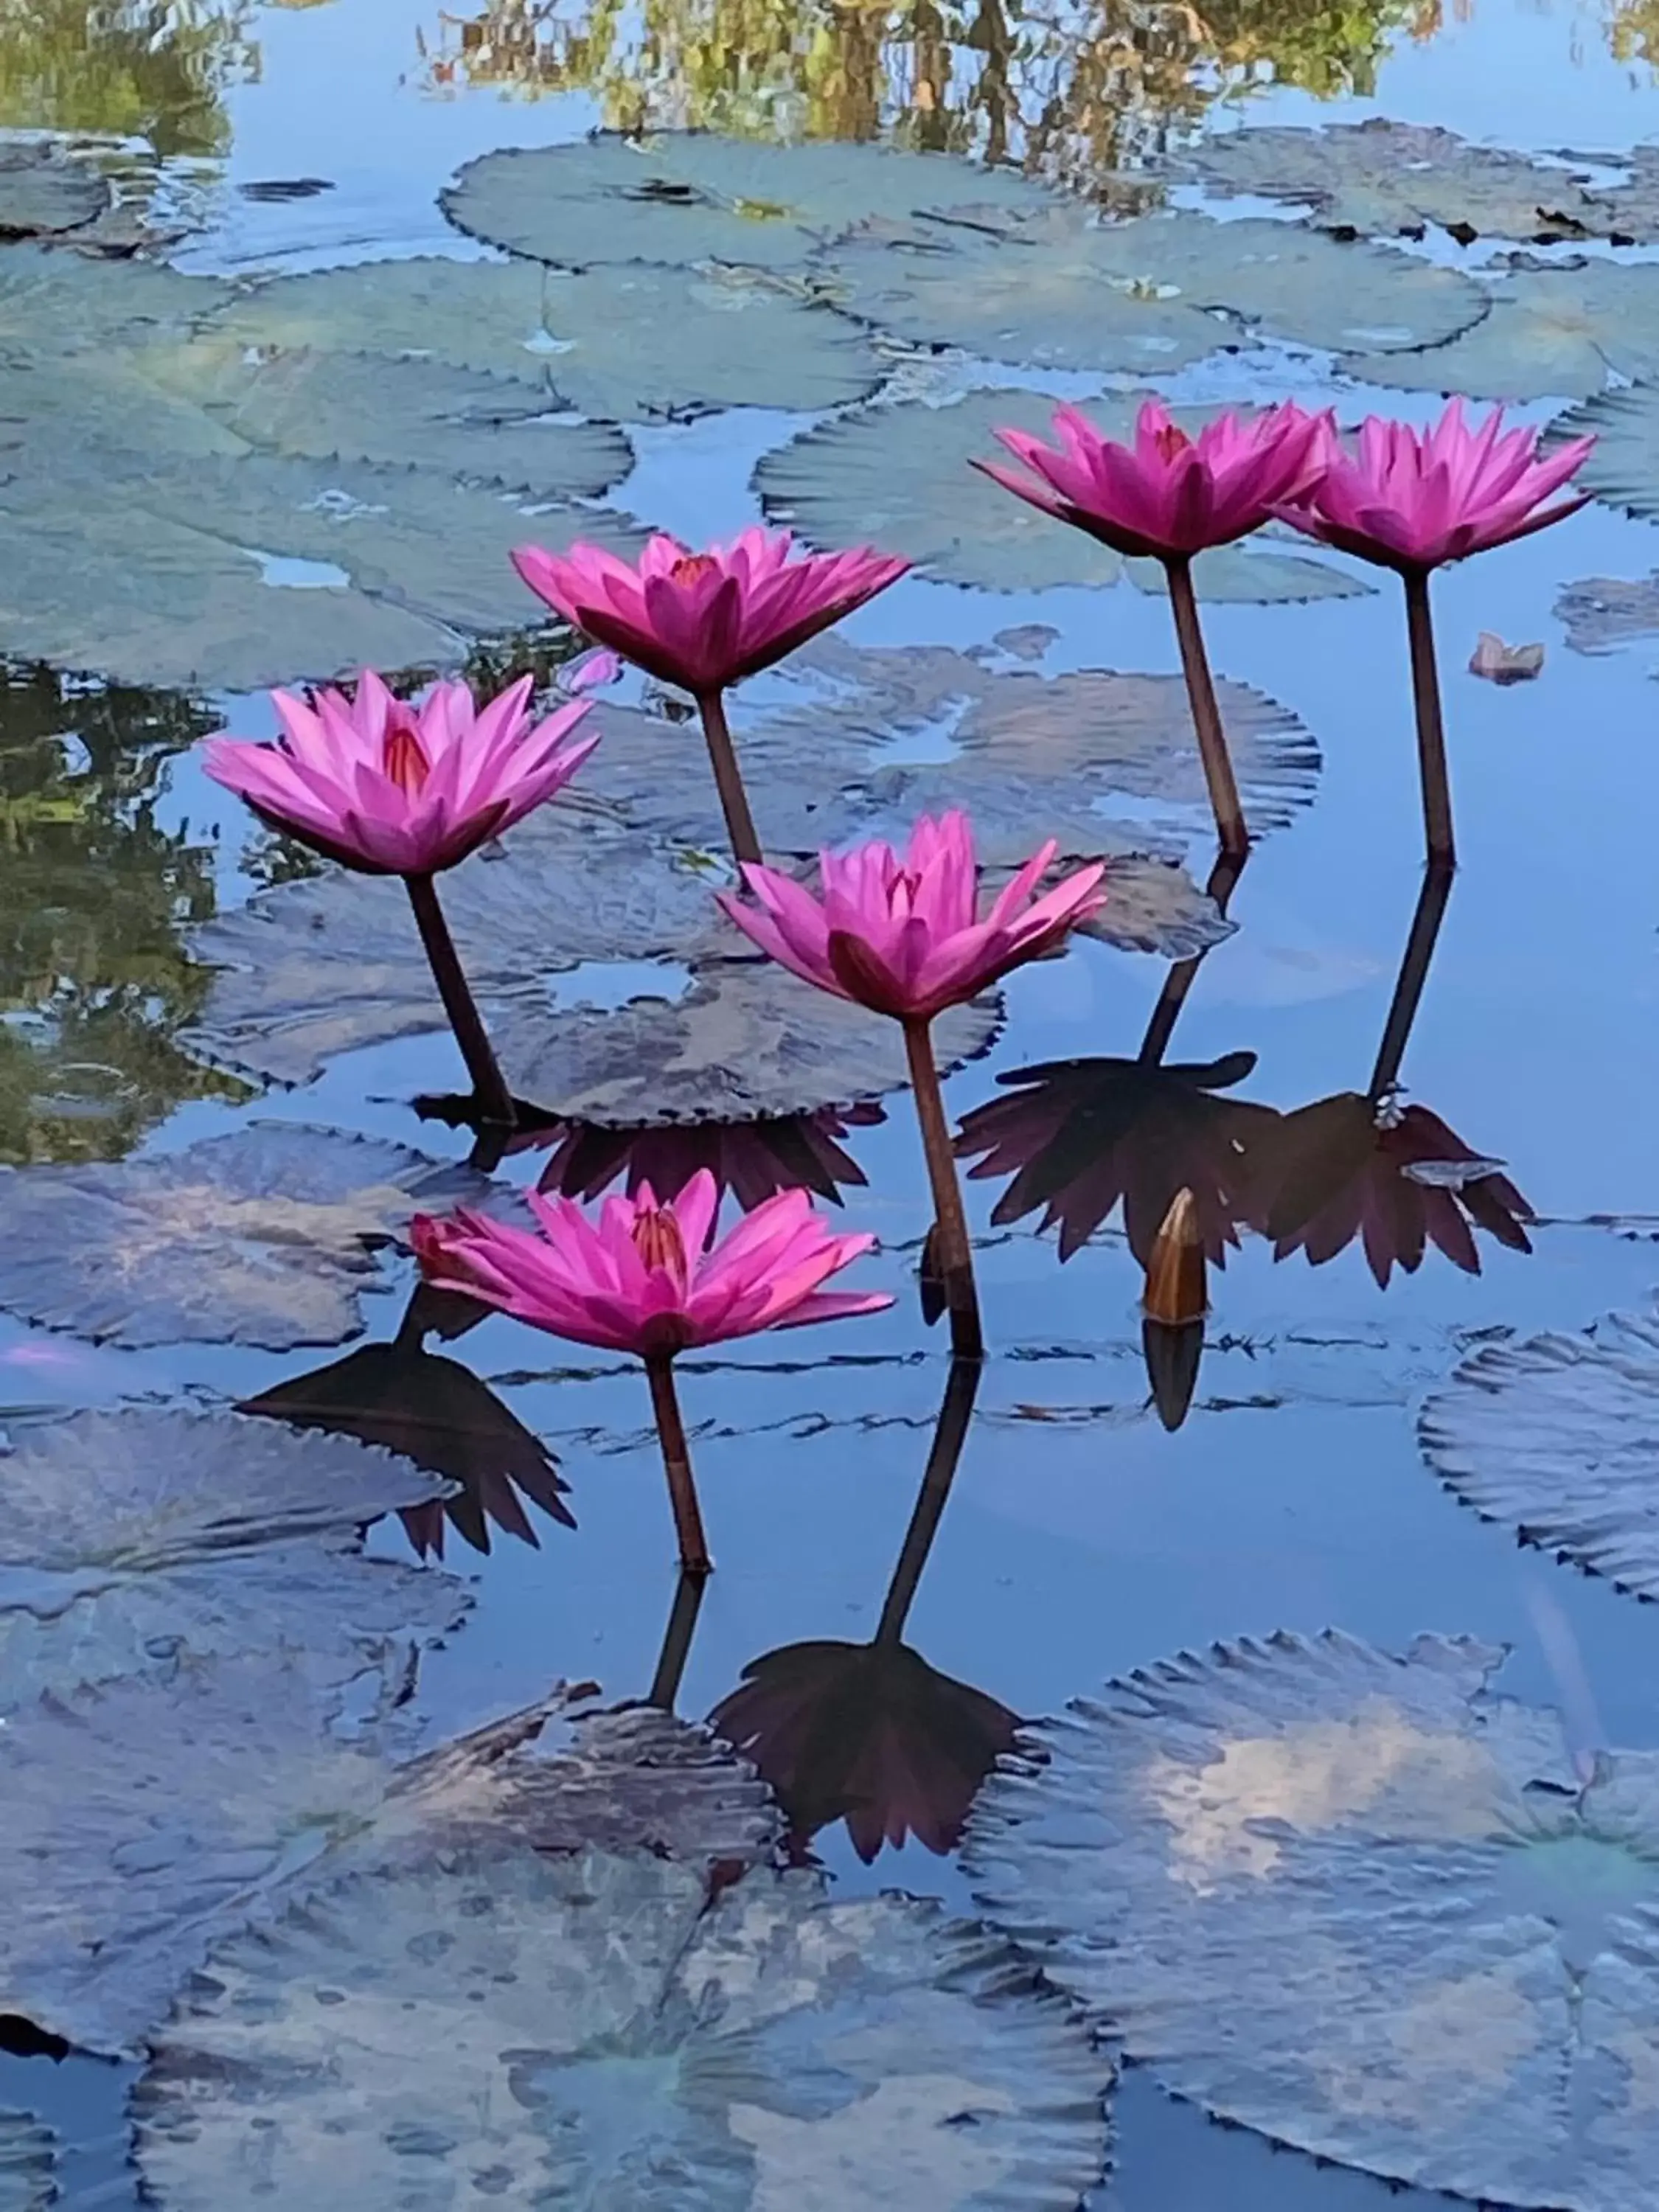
xmin=755 ymin=389 xmax=1370 ymax=596
xmin=967 ymin=1629 xmax=1659 ymax=2210
xmin=0 ymin=1123 xmax=484 ymax=1349
xmin=441 ymin=131 xmax=1056 ymax=272
xmin=135 ymin=1847 xmax=1107 ymax=2209
xmin=1419 ymin=1308 xmax=1659 ymax=1598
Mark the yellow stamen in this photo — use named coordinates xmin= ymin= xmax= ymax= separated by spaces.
xmin=632 ymin=1206 xmax=688 ymax=1278
xmin=669 ymin=553 xmax=720 ymax=586
xmin=382 ymin=718 xmax=430 ymax=797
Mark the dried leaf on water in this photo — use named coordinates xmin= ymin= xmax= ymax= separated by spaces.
xmin=1469 ymin=633 xmax=1544 ymax=683
xmin=967 ymin=1629 xmax=1659 ymax=2211
xmin=0 ymin=1123 xmax=484 ymax=1349
xmin=134 ymin=1848 xmax=1108 ymax=2209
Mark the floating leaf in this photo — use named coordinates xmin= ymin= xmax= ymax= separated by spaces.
xmin=818 ymin=208 xmax=1488 ymax=374
xmin=136 ymin=1847 xmax=1107 ymax=2211
xmin=1550 ymin=384 xmax=1659 ymax=519
xmin=0 ymin=2116 xmax=54 ymax=2212
xmin=0 ymin=242 xmax=218 ymax=352
xmin=0 ymin=147 xmax=108 ymax=239
xmin=1419 ymin=1309 xmax=1659 ymax=1598
xmin=206 ymin=254 xmax=887 ymax=420
xmin=1556 ymin=572 xmax=1659 ymax=655
xmin=182 ymin=812 xmax=1001 ymax=1124
xmin=441 ymin=131 xmax=1057 ymax=273
xmin=0 ymin=1407 xmax=465 ymax=1706
xmin=756 ymin=389 xmax=1371 ymax=595
xmin=1361 ymin=258 xmax=1659 ymax=401
xmin=0 ymin=1124 xmax=483 ymax=1349
xmin=967 ymin=1630 xmax=1659 ymax=2210
xmin=1175 ymin=121 xmax=1612 ymax=243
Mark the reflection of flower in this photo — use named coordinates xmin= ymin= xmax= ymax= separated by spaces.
xmin=238 ymin=1338 xmax=572 ymax=1559
xmin=1255 ymin=1093 xmax=1534 ymax=1287
xmin=712 ymin=1638 xmax=1020 ymax=1863
xmin=956 ymin=1051 xmax=1279 ymax=1264
xmin=524 ymin=1105 xmax=883 ymax=1210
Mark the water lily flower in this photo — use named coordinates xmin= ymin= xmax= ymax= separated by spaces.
xmin=412 ymin=1172 xmax=891 ymax=1572
xmin=1277 ymin=402 xmax=1595 ymax=863
xmin=201 ymin=670 xmax=597 ymax=1127
xmin=719 ymin=812 xmax=1107 ymax=1357
xmin=512 ymin=528 xmax=909 ymax=868
xmin=975 ymin=400 xmax=1327 ymax=853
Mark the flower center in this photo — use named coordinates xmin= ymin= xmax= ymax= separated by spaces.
xmin=381 ymin=715 xmax=430 ymax=798
xmin=631 ymin=1206 xmax=688 ymax=1281
xmin=1153 ymin=422 xmax=1192 ymax=464
xmin=669 ymin=553 xmax=720 ymax=587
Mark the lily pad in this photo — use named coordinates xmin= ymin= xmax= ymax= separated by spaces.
xmin=441 ymin=131 xmax=1057 ymax=274
xmin=0 ymin=1408 xmax=465 ymax=1707
xmin=1555 ymin=572 xmax=1659 ymax=655
xmin=755 ymin=389 xmax=1371 ymax=595
xmin=0 ymin=2116 xmax=53 ymax=2212
xmin=181 ymin=813 xmax=1001 ymax=1124
xmin=1174 ymin=120 xmax=1610 ymax=243
xmin=0 ymin=242 xmax=218 ymax=352
xmin=0 ymin=146 xmax=108 ymax=240
xmin=818 ymin=208 xmax=1489 ymax=374
xmin=967 ymin=1630 xmax=1659 ymax=2210
xmin=206 ymin=254 xmax=888 ymax=420
xmin=0 ymin=1124 xmax=484 ymax=1350
xmin=1419 ymin=1309 xmax=1659 ymax=1598
xmin=1549 ymin=383 xmax=1659 ymax=519
xmin=135 ymin=1847 xmax=1107 ymax=2211
xmin=1360 ymin=258 xmax=1659 ymax=401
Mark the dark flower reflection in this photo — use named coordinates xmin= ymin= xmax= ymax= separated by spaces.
xmin=239 ymin=1288 xmax=572 ymax=1559
xmin=524 ymin=1104 xmax=883 ymax=1210
xmin=711 ymin=1360 xmax=1020 ymax=1865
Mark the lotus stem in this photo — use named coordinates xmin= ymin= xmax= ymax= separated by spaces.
xmin=1138 ymin=844 xmax=1250 ymax=1067
xmin=644 ymin=1352 xmax=712 ymax=1576
xmin=647 ymin=1566 xmax=708 ymax=1709
xmin=1368 ymin=863 xmax=1455 ymax=1102
xmin=1402 ymin=567 xmax=1456 ymax=869
xmin=875 ymin=1357 xmax=981 ymax=1646
xmin=403 ymin=872 xmax=515 ymax=1131
xmin=694 ymin=689 xmax=763 ymax=870
xmin=1164 ymin=555 xmax=1248 ymax=858
xmin=902 ymin=1018 xmax=984 ymax=1361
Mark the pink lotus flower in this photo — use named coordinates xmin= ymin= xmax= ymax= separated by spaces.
xmin=975 ymin=398 xmax=1329 ymax=559
xmin=411 ymin=1171 xmax=891 ymax=1360
xmin=1277 ymin=401 xmax=1596 ymax=574
xmin=717 ymin=811 xmax=1107 ymax=1022
xmin=201 ymin=669 xmax=597 ymax=875
xmin=512 ymin=529 xmax=911 ymax=698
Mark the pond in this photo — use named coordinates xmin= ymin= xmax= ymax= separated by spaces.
xmin=7 ymin=0 xmax=1659 ymax=2204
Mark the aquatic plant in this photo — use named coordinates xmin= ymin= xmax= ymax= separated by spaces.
xmin=1277 ymin=400 xmax=1593 ymax=863
xmin=976 ymin=398 xmax=1329 ymax=850
xmin=511 ymin=526 xmax=908 ymax=865
xmin=412 ymin=1171 xmax=892 ymax=1572
xmin=201 ymin=669 xmax=597 ymax=1126
xmin=719 ymin=809 xmax=1106 ymax=1357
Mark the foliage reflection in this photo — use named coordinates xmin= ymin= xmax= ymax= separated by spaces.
xmin=0 ymin=0 xmax=257 ymax=155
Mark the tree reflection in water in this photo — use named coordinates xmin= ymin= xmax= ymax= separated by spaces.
xmin=0 ymin=0 xmax=257 ymax=156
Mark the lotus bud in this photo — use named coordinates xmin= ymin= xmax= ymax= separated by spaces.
xmin=1142 ymin=1187 xmax=1206 ymax=1326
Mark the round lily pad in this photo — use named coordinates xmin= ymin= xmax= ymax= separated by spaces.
xmin=0 ymin=1123 xmax=484 ymax=1350
xmin=441 ymin=130 xmax=1057 ymax=273
xmin=0 ymin=2116 xmax=53 ymax=2212
xmin=0 ymin=145 xmax=109 ymax=239
xmin=1555 ymin=571 xmax=1659 ymax=655
xmin=1419 ymin=1308 xmax=1659 ymax=1598
xmin=755 ymin=389 xmax=1371 ymax=595
xmin=1175 ymin=120 xmax=1611 ymax=243
xmin=0 ymin=241 xmax=219 ymax=352
xmin=968 ymin=1630 xmax=1659 ymax=2210
xmin=1551 ymin=384 xmax=1659 ymax=520
xmin=181 ymin=812 xmax=1001 ymax=1125
xmin=817 ymin=207 xmax=1489 ymax=373
xmin=135 ymin=1847 xmax=1108 ymax=2211
xmin=206 ymin=253 xmax=887 ymax=420
xmin=1363 ymin=258 xmax=1659 ymax=401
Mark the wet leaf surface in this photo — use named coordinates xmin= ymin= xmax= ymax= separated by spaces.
xmin=1365 ymin=257 xmax=1659 ymax=400
xmin=967 ymin=1630 xmax=1659 ymax=2211
xmin=755 ymin=389 xmax=1371 ymax=595
xmin=441 ymin=131 xmax=1057 ymax=271
xmin=1549 ymin=383 xmax=1659 ymax=519
xmin=1555 ymin=571 xmax=1659 ymax=653
xmin=0 ymin=1124 xmax=484 ymax=1349
xmin=0 ymin=145 xmax=108 ymax=238
xmin=0 ymin=2115 xmax=54 ymax=2212
xmin=1419 ymin=1308 xmax=1659 ymax=1597
xmin=135 ymin=1846 xmax=1107 ymax=2210
xmin=207 ymin=254 xmax=888 ymax=420
xmin=817 ymin=207 xmax=1489 ymax=373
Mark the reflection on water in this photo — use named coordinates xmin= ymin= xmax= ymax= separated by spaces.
xmin=0 ymin=664 xmax=232 ymax=1165
xmin=0 ymin=0 xmax=257 ymax=153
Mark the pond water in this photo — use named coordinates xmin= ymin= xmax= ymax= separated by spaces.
xmin=8 ymin=0 xmax=1659 ymax=2205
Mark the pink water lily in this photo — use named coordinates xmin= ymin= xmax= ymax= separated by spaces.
xmin=977 ymin=398 xmax=1329 ymax=560
xmin=201 ymin=669 xmax=597 ymax=877
xmin=717 ymin=811 xmax=1106 ymax=1023
xmin=1277 ymin=400 xmax=1595 ymax=574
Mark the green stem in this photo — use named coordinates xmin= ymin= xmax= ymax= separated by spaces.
xmin=694 ymin=689 xmax=763 ymax=870
xmin=1368 ymin=863 xmax=1455 ymax=1102
xmin=403 ymin=872 xmax=515 ymax=1130
xmin=647 ymin=1568 xmax=708 ymax=1709
xmin=903 ymin=1017 xmax=984 ymax=1361
xmin=875 ymin=1357 xmax=981 ymax=1645
xmin=644 ymin=1353 xmax=712 ymax=1576
xmin=1402 ymin=567 xmax=1456 ymax=869
xmin=1164 ymin=555 xmax=1248 ymax=857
